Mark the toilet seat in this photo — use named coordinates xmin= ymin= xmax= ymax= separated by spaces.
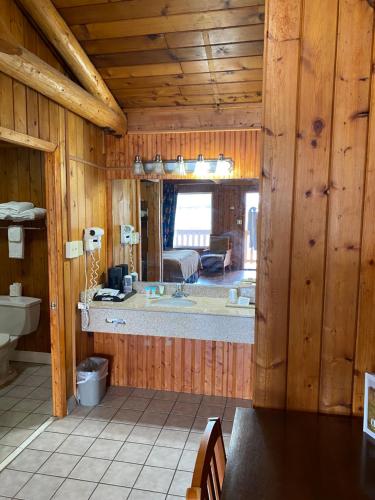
xmin=0 ymin=333 xmax=10 ymax=347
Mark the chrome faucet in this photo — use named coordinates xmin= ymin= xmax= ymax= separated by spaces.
xmin=172 ymin=282 xmax=188 ymax=298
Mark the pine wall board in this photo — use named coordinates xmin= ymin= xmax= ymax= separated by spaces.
xmin=0 ymin=147 xmax=50 ymax=353
xmin=106 ymin=130 xmax=262 ymax=180
xmin=0 ymin=0 xmax=109 ymax=415
xmin=255 ymin=0 xmax=375 ymax=416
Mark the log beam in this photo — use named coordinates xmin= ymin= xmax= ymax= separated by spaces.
xmin=0 ymin=19 xmax=126 ymax=135
xmin=18 ymin=0 xmax=125 ymax=120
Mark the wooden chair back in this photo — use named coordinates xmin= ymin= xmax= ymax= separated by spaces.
xmin=186 ymin=417 xmax=227 ymax=500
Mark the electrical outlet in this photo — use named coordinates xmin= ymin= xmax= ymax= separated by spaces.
xmin=66 ymin=241 xmax=84 ymax=259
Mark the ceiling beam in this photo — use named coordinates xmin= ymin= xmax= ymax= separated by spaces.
xmin=17 ymin=0 xmax=125 ymax=121
xmin=0 ymin=18 xmax=127 ymax=135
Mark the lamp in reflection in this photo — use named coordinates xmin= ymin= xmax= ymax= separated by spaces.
xmin=153 ymin=154 xmax=165 ymax=175
xmin=133 ymin=155 xmax=144 ymax=175
xmin=195 ymin=154 xmax=209 ymax=176
xmin=176 ymin=155 xmax=186 ymax=175
xmin=216 ymin=153 xmax=233 ymax=176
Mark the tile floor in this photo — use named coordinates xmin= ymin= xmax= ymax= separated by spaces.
xmin=0 ymin=363 xmax=52 ymax=463
xmin=0 ymin=384 xmax=252 ymax=499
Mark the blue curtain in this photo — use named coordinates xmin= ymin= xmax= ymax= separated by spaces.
xmin=163 ymin=183 xmax=178 ymax=250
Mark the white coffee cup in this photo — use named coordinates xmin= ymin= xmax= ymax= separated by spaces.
xmin=228 ymin=288 xmax=238 ymax=304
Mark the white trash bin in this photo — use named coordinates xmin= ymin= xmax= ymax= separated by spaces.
xmin=76 ymin=357 xmax=108 ymax=406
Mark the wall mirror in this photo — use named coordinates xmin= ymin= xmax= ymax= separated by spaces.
xmin=138 ymin=178 xmax=259 ymax=286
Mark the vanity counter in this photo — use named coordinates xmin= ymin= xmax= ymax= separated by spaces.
xmin=83 ymin=294 xmax=255 ymax=344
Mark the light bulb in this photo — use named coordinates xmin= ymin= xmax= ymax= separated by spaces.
xmin=216 ymin=153 xmax=232 ymax=176
xmin=133 ymin=155 xmax=144 ymax=175
xmin=195 ymin=154 xmax=209 ymax=176
xmin=176 ymin=155 xmax=186 ymax=175
xmin=153 ymin=154 xmax=165 ymax=175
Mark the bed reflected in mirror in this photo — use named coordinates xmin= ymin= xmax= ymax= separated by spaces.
xmin=140 ymin=178 xmax=259 ymax=286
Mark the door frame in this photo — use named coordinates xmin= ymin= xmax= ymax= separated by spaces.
xmin=45 ymin=149 xmax=67 ymax=417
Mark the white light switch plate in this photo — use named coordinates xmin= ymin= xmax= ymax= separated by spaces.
xmin=65 ymin=240 xmax=83 ymax=259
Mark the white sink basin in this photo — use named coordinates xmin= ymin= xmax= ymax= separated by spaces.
xmin=149 ymin=297 xmax=197 ymax=308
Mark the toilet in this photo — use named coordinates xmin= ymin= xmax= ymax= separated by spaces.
xmin=0 ymin=296 xmax=41 ymax=386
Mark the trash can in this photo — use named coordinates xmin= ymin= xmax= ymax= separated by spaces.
xmin=76 ymin=357 xmax=108 ymax=406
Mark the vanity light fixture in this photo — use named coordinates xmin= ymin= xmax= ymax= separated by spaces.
xmin=195 ymin=154 xmax=209 ymax=176
xmin=153 ymin=154 xmax=165 ymax=175
xmin=133 ymin=155 xmax=144 ymax=175
xmin=176 ymin=155 xmax=186 ymax=175
xmin=215 ymin=153 xmax=233 ymax=176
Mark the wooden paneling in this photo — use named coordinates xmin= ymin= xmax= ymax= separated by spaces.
xmin=0 ymin=0 xmax=109 ymax=415
xmin=93 ymin=333 xmax=254 ymax=399
xmin=0 ymin=147 xmax=50 ymax=353
xmin=140 ymin=181 xmax=162 ymax=281
xmin=53 ymin=0 xmax=265 ymax=112
xmin=106 ymin=130 xmax=262 ymax=179
xmin=65 ymin=112 xmax=107 ymax=372
xmin=111 ymin=179 xmax=140 ymax=272
xmin=287 ymin=0 xmax=338 ymax=412
xmin=255 ymin=0 xmax=375 ymax=417
xmin=126 ymin=104 xmax=262 ymax=133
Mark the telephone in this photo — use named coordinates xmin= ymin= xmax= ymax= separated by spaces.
xmin=93 ymin=288 xmax=126 ymax=302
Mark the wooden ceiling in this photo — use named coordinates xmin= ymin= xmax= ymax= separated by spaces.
xmin=51 ymin=0 xmax=265 ymax=111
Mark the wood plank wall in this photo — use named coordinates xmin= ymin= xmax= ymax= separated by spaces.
xmin=106 ymin=130 xmax=261 ymax=179
xmin=101 ymin=130 xmax=260 ymax=399
xmin=0 ymin=0 xmax=108 ymax=412
xmin=64 ymin=112 xmax=107 ymax=388
xmin=94 ymin=334 xmax=253 ymax=400
xmin=255 ymin=0 xmax=375 ymax=416
xmin=0 ymin=147 xmax=50 ymax=353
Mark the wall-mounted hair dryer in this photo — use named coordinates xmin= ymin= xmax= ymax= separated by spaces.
xmin=84 ymin=227 xmax=104 ymax=252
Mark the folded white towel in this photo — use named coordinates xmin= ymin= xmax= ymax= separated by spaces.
xmin=12 ymin=207 xmax=47 ymax=221
xmin=0 ymin=201 xmax=34 ymax=214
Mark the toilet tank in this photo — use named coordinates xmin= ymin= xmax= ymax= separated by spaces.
xmin=0 ymin=296 xmax=41 ymax=336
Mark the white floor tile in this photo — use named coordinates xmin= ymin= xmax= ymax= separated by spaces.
xmin=69 ymin=456 xmax=111 ymax=482
xmin=27 ymin=431 xmax=66 ymax=452
xmin=56 ymin=435 xmax=95 ymax=455
xmin=16 ymin=472 xmax=64 ymax=500
xmin=85 ymin=438 xmax=122 ymax=460
xmin=0 ymin=469 xmax=32 ymax=497
xmin=100 ymin=422 xmax=134 ymax=441
xmin=155 ymin=429 xmax=188 ymax=449
xmin=0 ymin=427 xmax=34 ymax=446
xmin=115 ymin=442 xmax=152 ymax=464
xmin=38 ymin=452 xmax=81 ymax=477
xmin=53 ymin=478 xmax=97 ymax=500
xmin=145 ymin=446 xmax=182 ymax=469
xmin=134 ymin=465 xmax=174 ymax=493
xmin=101 ymin=461 xmax=142 ymax=488
xmin=90 ymin=483 xmax=131 ymax=500
xmin=126 ymin=425 xmax=160 ymax=445
xmin=71 ymin=419 xmax=107 ymax=437
xmin=168 ymin=470 xmax=193 ymax=497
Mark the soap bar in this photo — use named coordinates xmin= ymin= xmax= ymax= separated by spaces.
xmin=237 ymin=296 xmax=250 ymax=306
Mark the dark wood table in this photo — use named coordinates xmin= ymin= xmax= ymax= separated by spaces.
xmin=221 ymin=408 xmax=375 ymax=500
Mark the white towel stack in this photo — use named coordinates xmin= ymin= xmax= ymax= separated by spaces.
xmin=12 ymin=207 xmax=47 ymax=221
xmin=0 ymin=201 xmax=46 ymax=221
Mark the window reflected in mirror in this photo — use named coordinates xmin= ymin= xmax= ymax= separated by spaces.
xmin=140 ymin=179 xmax=259 ymax=286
